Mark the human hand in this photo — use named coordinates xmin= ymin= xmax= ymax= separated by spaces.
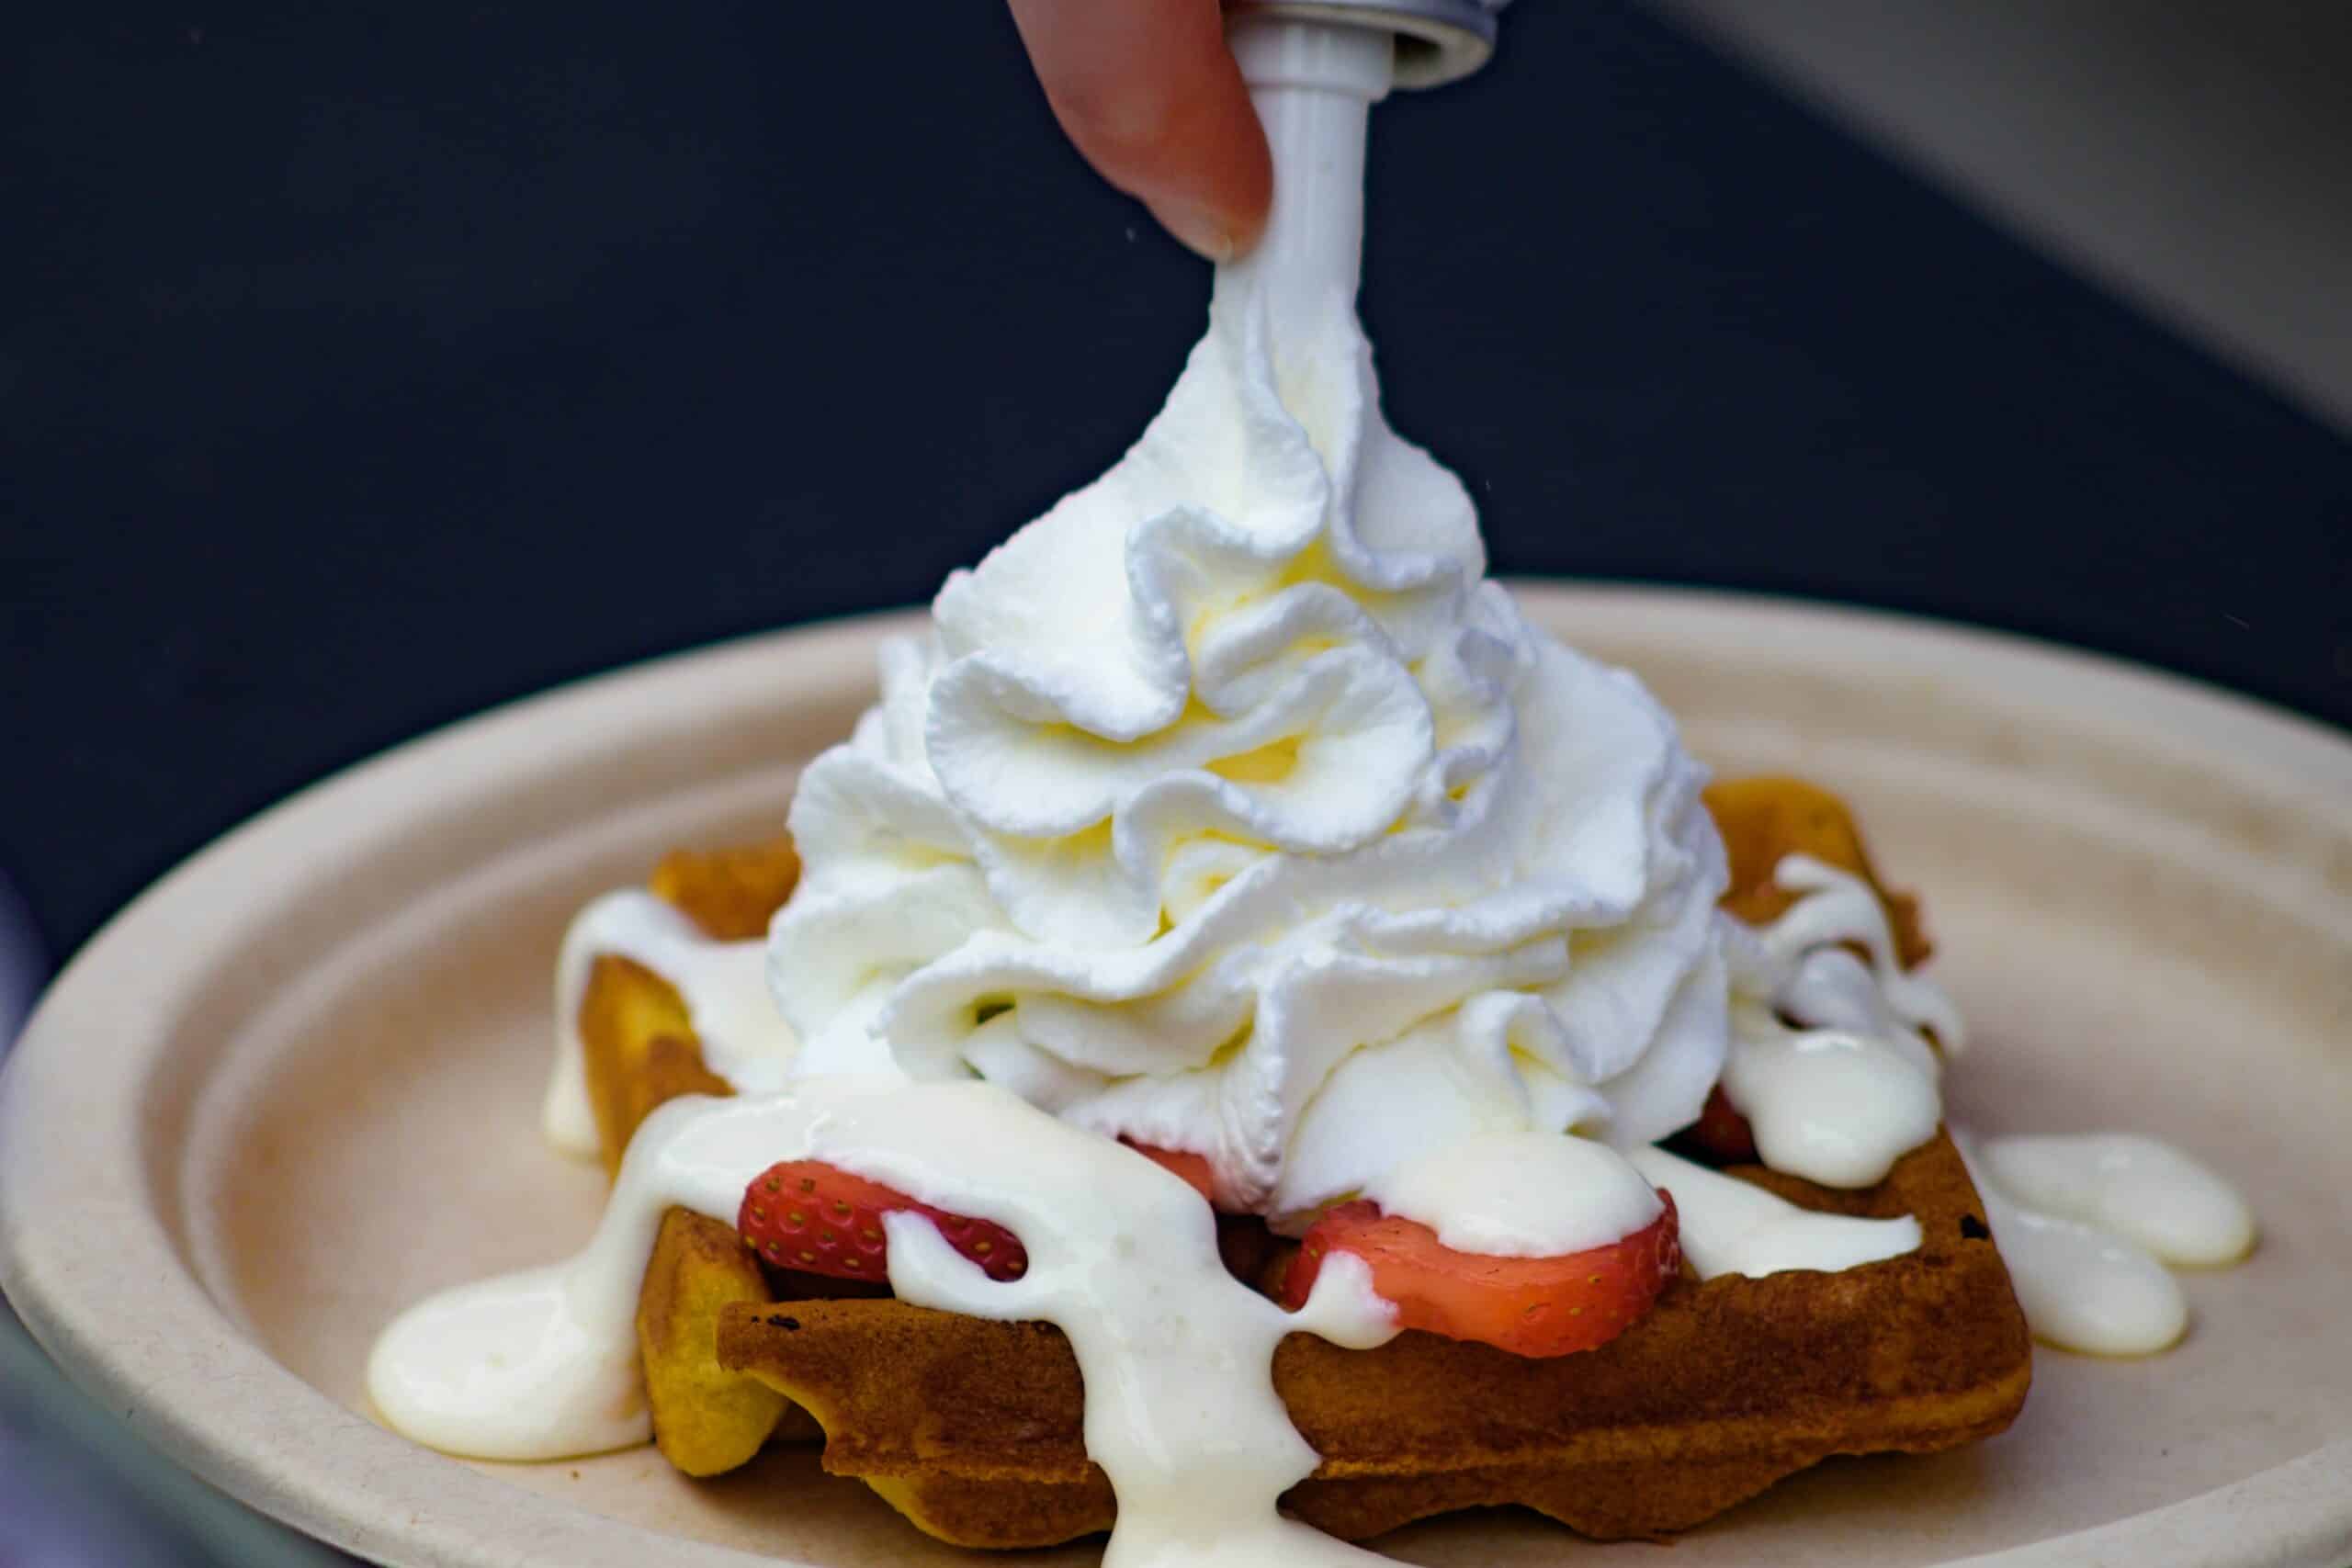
xmin=1006 ymin=0 xmax=1272 ymax=261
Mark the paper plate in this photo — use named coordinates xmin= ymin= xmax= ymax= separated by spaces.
xmin=4 ymin=585 xmax=2348 ymax=1568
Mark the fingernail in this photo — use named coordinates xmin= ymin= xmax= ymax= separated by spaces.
xmin=1145 ymin=195 xmax=1238 ymax=263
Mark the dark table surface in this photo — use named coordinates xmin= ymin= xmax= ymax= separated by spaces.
xmin=6 ymin=0 xmax=2349 ymax=971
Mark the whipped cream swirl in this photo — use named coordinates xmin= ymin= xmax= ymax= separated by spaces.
xmin=770 ymin=278 xmax=1732 ymax=1220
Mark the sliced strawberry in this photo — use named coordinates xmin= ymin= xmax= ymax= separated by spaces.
xmin=1685 ymin=1084 xmax=1758 ymax=1164
xmin=1281 ymin=1192 xmax=1680 ymax=1358
xmin=738 ymin=1160 xmax=1027 ymax=1284
xmin=1125 ymin=1141 xmax=1218 ymax=1204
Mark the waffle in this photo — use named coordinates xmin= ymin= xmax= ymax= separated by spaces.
xmin=588 ymin=784 xmax=2030 ymax=1546
xmin=576 ymin=840 xmax=801 ymax=1180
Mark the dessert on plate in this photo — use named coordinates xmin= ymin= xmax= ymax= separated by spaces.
xmin=504 ymin=780 xmax=2032 ymax=1550
xmin=366 ymin=16 xmax=2255 ymax=1563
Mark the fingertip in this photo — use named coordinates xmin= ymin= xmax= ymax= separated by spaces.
xmin=1143 ymin=196 xmax=1236 ymax=263
xmin=1148 ymin=141 xmax=1268 ymax=263
xmin=1212 ymin=104 xmax=1273 ymax=260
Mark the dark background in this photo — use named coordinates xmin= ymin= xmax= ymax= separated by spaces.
xmin=7 ymin=0 xmax=2349 ymax=968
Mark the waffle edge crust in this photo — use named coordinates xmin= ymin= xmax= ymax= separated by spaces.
xmin=597 ymin=786 xmax=2033 ymax=1548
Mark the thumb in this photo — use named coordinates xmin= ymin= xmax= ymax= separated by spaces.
xmin=1007 ymin=0 xmax=1273 ymax=261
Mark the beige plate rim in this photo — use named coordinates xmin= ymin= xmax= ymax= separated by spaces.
xmin=2 ymin=583 xmax=2348 ymax=1568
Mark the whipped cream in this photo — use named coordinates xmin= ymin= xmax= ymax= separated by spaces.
xmin=371 ymin=1078 xmax=1402 ymax=1566
xmin=764 ymin=222 xmax=1732 ymax=1231
xmin=1958 ymin=1131 xmax=2254 ymax=1356
xmin=541 ymin=891 xmax=796 ymax=1156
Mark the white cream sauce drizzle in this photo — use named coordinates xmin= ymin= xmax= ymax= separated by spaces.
xmin=1366 ymin=1130 xmax=1661 ymax=1258
xmin=1758 ymin=854 xmax=1965 ymax=1050
xmin=372 ymin=1078 xmax=1403 ymax=1565
xmin=1624 ymin=1146 xmax=1922 ymax=1278
xmin=1721 ymin=987 xmax=1941 ymax=1190
xmin=1722 ymin=862 xmax=1958 ymax=1190
xmin=1956 ymin=1130 xmax=2254 ymax=1356
xmin=1737 ymin=864 xmax=2256 ymax=1356
xmin=1978 ymin=1133 xmax=2255 ymax=1267
xmin=540 ymin=891 xmax=798 ymax=1156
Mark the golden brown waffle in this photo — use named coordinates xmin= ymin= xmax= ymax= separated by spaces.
xmin=648 ymin=839 xmax=801 ymax=942
xmin=583 ymin=793 xmax=2030 ymax=1546
xmin=637 ymin=1207 xmax=816 ymax=1472
xmin=1706 ymin=775 xmax=1933 ymax=967
xmin=712 ymin=1129 xmax=2023 ymax=1545
xmin=576 ymin=837 xmax=801 ymax=1179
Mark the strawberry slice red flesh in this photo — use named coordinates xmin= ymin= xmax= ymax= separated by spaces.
xmin=1685 ymin=1083 xmax=1759 ymax=1164
xmin=737 ymin=1160 xmax=1028 ymax=1284
xmin=1124 ymin=1141 xmax=1218 ymax=1204
xmin=1282 ymin=1190 xmax=1680 ymax=1359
